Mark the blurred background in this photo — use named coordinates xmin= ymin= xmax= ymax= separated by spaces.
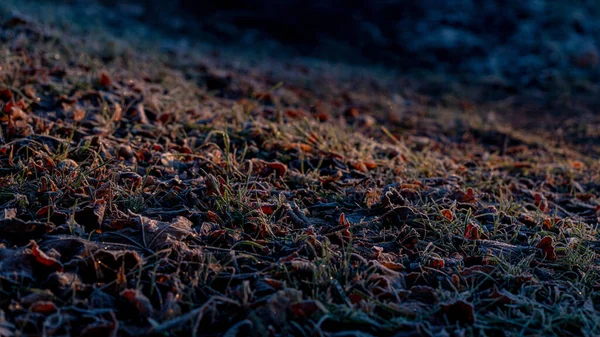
xmin=9 ymin=0 xmax=600 ymax=96
xmin=44 ymin=0 xmax=600 ymax=87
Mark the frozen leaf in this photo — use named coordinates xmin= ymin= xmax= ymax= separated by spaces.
xmin=290 ymin=300 xmax=324 ymax=319
xmin=536 ymin=236 xmax=557 ymax=261
xmin=75 ymin=201 xmax=106 ymax=230
xmin=441 ymin=209 xmax=453 ymax=221
xmin=120 ymin=289 xmax=154 ymax=318
xmin=440 ymin=299 xmax=475 ymax=325
xmin=464 ymin=223 xmax=487 ymax=240
xmin=31 ymin=241 xmax=64 ymax=272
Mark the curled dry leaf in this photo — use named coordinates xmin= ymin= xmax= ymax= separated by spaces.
xmin=464 ymin=223 xmax=487 ymax=240
xmin=536 ymin=236 xmax=557 ymax=261
xmin=534 ymin=193 xmax=549 ymax=213
xmin=31 ymin=241 xmax=64 ymax=272
xmin=74 ymin=200 xmax=106 ymax=230
xmin=120 ymin=289 xmax=153 ymax=318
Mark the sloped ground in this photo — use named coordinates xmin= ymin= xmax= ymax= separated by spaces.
xmin=1 ymin=4 xmax=600 ymax=337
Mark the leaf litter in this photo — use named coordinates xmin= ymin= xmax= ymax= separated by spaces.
xmin=0 ymin=8 xmax=599 ymax=337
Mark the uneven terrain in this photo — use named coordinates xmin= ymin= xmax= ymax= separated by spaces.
xmin=1 ymin=3 xmax=600 ymax=337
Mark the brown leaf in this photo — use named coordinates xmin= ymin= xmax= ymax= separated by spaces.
xmin=440 ymin=299 xmax=475 ymax=325
xmin=0 ymin=219 xmax=54 ymax=244
xmin=534 ymin=193 xmax=549 ymax=213
xmin=74 ymin=200 xmax=106 ymax=230
xmin=133 ymin=215 xmax=194 ymax=250
xmin=464 ymin=223 xmax=486 ymax=240
xmin=536 ymin=236 xmax=556 ymax=261
xmin=120 ymin=289 xmax=153 ymax=318
xmin=290 ymin=300 xmax=323 ymax=319
xmin=262 ymin=161 xmax=287 ymax=177
xmin=73 ymin=108 xmax=86 ymax=122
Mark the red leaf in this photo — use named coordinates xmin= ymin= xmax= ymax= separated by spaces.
xmin=98 ymin=71 xmax=112 ymax=87
xmin=260 ymin=204 xmax=276 ymax=215
xmin=429 ymin=257 xmax=445 ymax=269
xmin=349 ymin=293 xmax=364 ymax=304
xmin=36 ymin=206 xmax=50 ymax=218
xmin=3 ymin=100 xmax=15 ymax=113
xmin=338 ymin=212 xmax=345 ymax=225
xmin=30 ymin=301 xmax=58 ymax=314
xmin=31 ymin=241 xmax=63 ymax=272
xmin=0 ymin=88 xmax=13 ymax=101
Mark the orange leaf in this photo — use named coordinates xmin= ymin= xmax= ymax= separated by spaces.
xmin=263 ymin=278 xmax=283 ymax=290
xmin=338 ymin=212 xmax=345 ymax=225
xmin=73 ymin=108 xmax=85 ymax=122
xmin=285 ymin=142 xmax=312 ymax=152
xmin=364 ymin=161 xmax=377 ymax=170
xmin=570 ymin=160 xmax=584 ymax=169
xmin=441 ymin=209 xmax=453 ymax=221
xmin=207 ymin=211 xmax=218 ymax=221
xmin=31 ymin=241 xmax=63 ymax=272
xmin=36 ymin=206 xmax=50 ymax=218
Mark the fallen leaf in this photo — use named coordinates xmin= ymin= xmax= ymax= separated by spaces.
xmin=441 ymin=209 xmax=453 ymax=221
xmin=440 ymin=299 xmax=475 ymax=325
xmin=31 ymin=241 xmax=63 ymax=272
xmin=536 ymin=236 xmax=557 ymax=261
xmin=98 ymin=71 xmax=111 ymax=87
xmin=429 ymin=257 xmax=445 ymax=269
xmin=290 ymin=300 xmax=323 ymax=319
xmin=120 ymin=289 xmax=153 ymax=318
xmin=29 ymin=301 xmax=58 ymax=314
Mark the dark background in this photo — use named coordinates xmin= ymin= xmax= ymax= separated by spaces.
xmin=48 ymin=0 xmax=600 ymax=89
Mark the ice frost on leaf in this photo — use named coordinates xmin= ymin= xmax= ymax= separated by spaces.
xmin=130 ymin=214 xmax=194 ymax=250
